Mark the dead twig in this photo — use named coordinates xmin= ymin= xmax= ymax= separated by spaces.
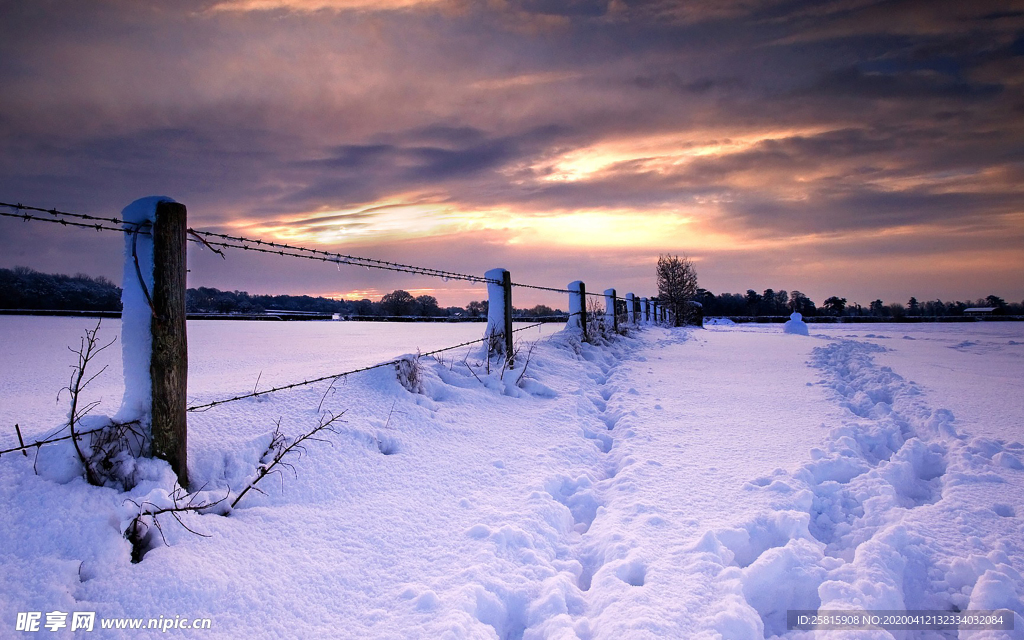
xmin=230 ymin=412 xmax=344 ymax=509
xmin=123 ymin=485 xmax=227 ymax=563
xmin=58 ymin=320 xmax=115 ymax=486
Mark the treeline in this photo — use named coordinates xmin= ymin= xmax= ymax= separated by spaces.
xmin=0 ymin=266 xmax=121 ymax=311
xmin=4 ymin=267 xmax=1019 ymax=319
xmin=186 ymin=287 xmax=562 ymax=318
xmin=696 ymin=288 xmax=1024 ymax=317
xmin=0 ymin=267 xmax=563 ymax=318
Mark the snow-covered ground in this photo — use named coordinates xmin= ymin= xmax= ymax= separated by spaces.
xmin=1 ymin=319 xmax=1022 ymax=638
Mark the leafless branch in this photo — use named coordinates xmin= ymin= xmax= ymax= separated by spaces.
xmin=123 ymin=485 xmax=228 ymax=563
xmin=230 ymin=412 xmax=344 ymax=509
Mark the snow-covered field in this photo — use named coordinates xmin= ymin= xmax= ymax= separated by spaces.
xmin=1 ymin=319 xmax=1022 ymax=638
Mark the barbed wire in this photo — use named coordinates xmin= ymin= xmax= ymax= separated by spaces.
xmin=185 ymin=319 xmax=555 ymax=412
xmin=0 ymin=209 xmax=132 ymax=234
xmin=0 ymin=201 xmax=132 ymax=227
xmin=186 ymin=229 xmax=492 ymax=284
xmin=3 ymin=318 xmax=575 ymax=452
xmin=1 ymin=201 xmax=612 ymax=298
xmin=0 ymin=425 xmax=107 ymax=458
xmin=191 ymin=237 xmax=490 ymax=284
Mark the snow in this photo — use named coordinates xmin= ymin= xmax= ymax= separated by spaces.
xmin=484 ymin=268 xmax=508 ymax=355
xmin=603 ymin=289 xmax=615 ymax=329
xmin=117 ymin=196 xmax=173 ymax=425
xmin=705 ymin=317 xmax=737 ymax=326
xmin=567 ymin=281 xmax=584 ymax=334
xmin=1 ymin=320 xmax=1023 ymax=638
xmin=784 ymin=312 xmax=810 ymax=336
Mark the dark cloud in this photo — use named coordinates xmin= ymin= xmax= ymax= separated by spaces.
xmin=510 ymin=0 xmax=610 ymax=18
xmin=808 ymin=66 xmax=1003 ymax=99
xmin=633 ymin=73 xmax=743 ymax=94
xmin=0 ymin=0 xmax=1021 ymax=302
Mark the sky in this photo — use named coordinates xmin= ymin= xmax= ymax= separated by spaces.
xmin=0 ymin=0 xmax=1022 ymax=308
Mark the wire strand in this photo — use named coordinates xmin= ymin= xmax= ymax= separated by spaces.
xmin=2 ymin=201 xmax=614 ymax=297
xmin=185 ymin=318 xmax=568 ymax=412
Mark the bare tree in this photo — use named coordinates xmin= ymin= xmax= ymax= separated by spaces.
xmin=656 ymin=254 xmax=698 ymax=327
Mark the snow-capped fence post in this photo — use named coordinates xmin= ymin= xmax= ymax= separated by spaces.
xmin=642 ymin=298 xmax=649 ymax=323
xmin=625 ymin=293 xmax=635 ymax=324
xmin=120 ymin=197 xmax=189 ymax=489
xmin=634 ymin=296 xmax=641 ymax=324
xmin=485 ymin=268 xmax=513 ymax=365
xmin=604 ymin=288 xmax=617 ymax=333
xmin=568 ymin=281 xmax=587 ymax=342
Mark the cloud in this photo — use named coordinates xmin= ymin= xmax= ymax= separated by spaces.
xmin=0 ymin=0 xmax=1021 ymax=305
xmin=208 ymin=0 xmax=445 ymax=12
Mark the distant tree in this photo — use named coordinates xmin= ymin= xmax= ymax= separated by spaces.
xmin=415 ymin=294 xmax=442 ymax=317
xmin=986 ymin=295 xmax=1007 ymax=310
xmin=789 ymin=291 xmax=815 ymax=315
xmin=465 ymin=300 xmax=488 ymax=317
xmin=921 ymin=299 xmax=943 ymax=316
xmin=774 ymin=290 xmax=789 ymax=315
xmin=656 ymin=254 xmax=699 ymax=326
xmin=823 ymin=296 xmax=847 ymax=316
xmin=869 ymin=299 xmax=885 ymax=316
xmin=745 ymin=289 xmax=762 ymax=315
xmin=353 ymin=299 xmax=375 ymax=315
xmin=526 ymin=304 xmax=555 ymax=317
xmin=695 ymin=288 xmax=716 ymax=313
xmin=380 ymin=290 xmax=417 ymax=316
xmin=888 ymin=302 xmax=906 ymax=318
xmin=907 ymin=297 xmax=920 ymax=316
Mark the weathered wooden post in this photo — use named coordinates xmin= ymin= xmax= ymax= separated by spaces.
xmin=625 ymin=293 xmax=635 ymax=324
xmin=120 ymin=197 xmax=188 ymax=489
xmin=485 ymin=268 xmax=513 ymax=365
xmin=642 ymin=297 xmax=649 ymax=323
xmin=604 ymin=288 xmax=617 ymax=334
xmin=152 ymin=201 xmax=188 ymax=488
xmin=568 ymin=281 xmax=587 ymax=342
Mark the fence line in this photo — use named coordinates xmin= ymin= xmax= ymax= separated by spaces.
xmin=184 ymin=318 xmax=557 ymax=413
xmin=1 ymin=198 xmax=673 ymax=482
xmin=0 ymin=201 xmax=607 ymax=296
xmin=0 ymin=318 xmax=565 ymax=457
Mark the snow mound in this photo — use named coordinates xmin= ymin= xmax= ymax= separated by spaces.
xmin=783 ymin=312 xmax=809 ymax=336
xmin=705 ymin=317 xmax=736 ymax=326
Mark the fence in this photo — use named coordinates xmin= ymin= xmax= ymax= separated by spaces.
xmin=0 ymin=198 xmax=675 ymax=486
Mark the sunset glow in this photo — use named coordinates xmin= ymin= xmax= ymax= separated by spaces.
xmin=0 ymin=1 xmax=1021 ymax=307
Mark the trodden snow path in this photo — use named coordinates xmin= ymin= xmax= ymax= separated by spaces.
xmin=1 ymin=323 xmax=1023 ymax=639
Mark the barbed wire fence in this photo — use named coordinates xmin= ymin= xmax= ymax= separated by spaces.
xmin=0 ymin=200 xmax=670 ymax=477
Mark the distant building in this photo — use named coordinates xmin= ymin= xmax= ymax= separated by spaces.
xmin=964 ymin=307 xmax=997 ymax=316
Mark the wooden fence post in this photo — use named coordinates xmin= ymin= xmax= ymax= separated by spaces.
xmin=502 ymin=270 xmax=513 ymax=366
xmin=625 ymin=293 xmax=635 ymax=324
xmin=568 ymin=281 xmax=588 ymax=342
xmin=151 ymin=200 xmax=188 ymax=489
xmin=485 ymin=268 xmax=512 ymax=364
xmin=642 ymin=297 xmax=649 ymax=323
xmin=604 ymin=288 xmax=617 ymax=334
